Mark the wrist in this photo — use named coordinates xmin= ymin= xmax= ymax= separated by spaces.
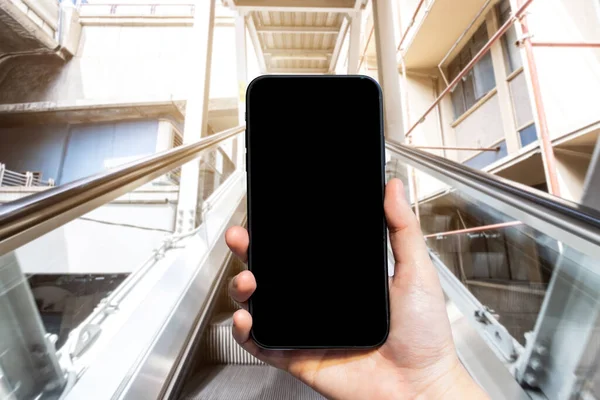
xmin=416 ymin=357 xmax=489 ymax=400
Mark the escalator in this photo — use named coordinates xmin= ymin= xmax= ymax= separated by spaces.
xmin=178 ymin=255 xmax=325 ymax=400
xmin=1 ymin=127 xmax=600 ymax=400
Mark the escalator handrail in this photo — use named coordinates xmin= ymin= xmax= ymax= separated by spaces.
xmin=386 ymin=139 xmax=600 ymax=254
xmin=0 ymin=125 xmax=245 ymax=254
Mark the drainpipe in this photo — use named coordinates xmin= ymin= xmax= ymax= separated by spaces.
xmin=515 ymin=0 xmax=561 ymax=196
xmin=432 ymin=77 xmax=446 ymax=158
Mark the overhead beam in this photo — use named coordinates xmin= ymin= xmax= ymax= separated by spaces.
xmin=257 ymin=26 xmax=339 ymax=34
xmin=233 ymin=0 xmax=356 ymax=13
xmin=328 ymin=16 xmax=350 ymax=72
xmin=347 ymin=11 xmax=362 ymax=73
xmin=269 ymin=54 xmax=329 ymax=61
xmin=245 ymin=14 xmax=267 ymax=73
xmin=264 ymin=49 xmax=332 ymax=55
xmin=269 ymin=68 xmax=328 ymax=74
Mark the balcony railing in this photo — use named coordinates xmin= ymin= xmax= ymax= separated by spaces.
xmin=0 ymin=164 xmax=55 ymax=187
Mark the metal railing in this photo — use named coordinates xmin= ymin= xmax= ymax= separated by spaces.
xmin=0 ymin=125 xmax=245 ymax=255
xmin=0 ymin=164 xmax=55 ymax=188
xmin=78 ymin=3 xmax=196 ymax=17
xmin=386 ymin=140 xmax=600 ymax=259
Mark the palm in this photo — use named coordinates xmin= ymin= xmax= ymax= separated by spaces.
xmin=225 ymin=180 xmax=484 ymax=400
xmin=258 ymin=270 xmax=455 ymax=399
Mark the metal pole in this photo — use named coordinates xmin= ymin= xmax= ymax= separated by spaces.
xmin=0 ymin=164 xmax=4 ymax=187
xmin=404 ymin=0 xmax=535 ymax=138
xmin=234 ymin=13 xmax=247 ymax=169
xmin=357 ymin=26 xmax=374 ymax=71
xmin=25 ymin=172 xmax=33 ymax=187
xmin=176 ymin=0 xmax=216 ymax=233
xmin=423 ymin=221 xmax=522 ymax=238
xmin=516 ymin=0 xmax=561 ymax=196
xmin=373 ymin=0 xmax=404 ymax=143
xmin=347 ymin=11 xmax=362 ymax=74
xmin=530 ymin=42 xmax=600 ymax=48
xmin=412 ymin=145 xmax=500 ymax=151
xmin=409 ymin=137 xmax=420 ymax=222
xmin=432 ymin=78 xmax=447 ymax=158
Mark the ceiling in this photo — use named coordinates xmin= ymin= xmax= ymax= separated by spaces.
xmin=229 ymin=0 xmax=364 ymax=73
xmin=401 ymin=0 xmax=500 ymax=69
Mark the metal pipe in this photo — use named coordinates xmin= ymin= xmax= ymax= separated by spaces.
xmin=433 ymin=78 xmax=447 ymax=158
xmin=405 ymin=0 xmax=534 ymax=138
xmin=0 ymin=125 xmax=245 ymax=254
xmin=438 ymin=64 xmax=449 ymax=86
xmin=400 ymin=56 xmax=410 ymax=130
xmin=516 ymin=0 xmax=561 ymax=196
xmin=408 ymin=137 xmax=420 ymax=221
xmin=396 ymin=0 xmax=427 ymax=51
xmin=530 ymin=42 xmax=600 ymax=48
xmin=413 ymin=145 xmax=500 ymax=151
xmin=357 ymin=25 xmax=374 ymax=71
xmin=424 ymin=221 xmax=522 ymax=238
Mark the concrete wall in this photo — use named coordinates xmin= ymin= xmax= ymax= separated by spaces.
xmin=0 ymin=124 xmax=69 ymax=182
xmin=453 ymin=93 xmax=505 ymax=162
xmin=0 ymin=24 xmax=193 ymax=104
xmin=0 ymin=119 xmax=159 ymax=184
xmin=406 ymin=74 xmax=444 ymax=157
xmin=60 ymin=120 xmax=158 ymax=184
xmin=528 ymin=0 xmax=600 ymax=139
xmin=15 ymin=202 xmax=175 ymax=274
xmin=555 ymin=152 xmax=591 ymax=202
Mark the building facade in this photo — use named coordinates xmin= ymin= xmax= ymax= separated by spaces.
xmin=0 ymin=0 xmax=599 ymax=399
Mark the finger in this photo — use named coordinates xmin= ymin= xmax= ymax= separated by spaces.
xmin=232 ymin=309 xmax=289 ymax=370
xmin=225 ymin=226 xmax=249 ymax=262
xmin=384 ymin=179 xmax=432 ymax=282
xmin=229 ymin=270 xmax=257 ymax=307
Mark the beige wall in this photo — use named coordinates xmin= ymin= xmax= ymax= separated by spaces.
xmin=528 ymin=0 xmax=600 ymax=139
xmin=45 ymin=25 xmax=192 ymax=103
xmin=405 ymin=74 xmax=444 ymax=157
xmin=453 ymin=93 xmax=505 ymax=161
xmin=555 ymin=151 xmax=591 ymax=202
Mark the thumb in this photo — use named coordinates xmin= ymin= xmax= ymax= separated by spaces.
xmin=384 ymin=179 xmax=437 ymax=287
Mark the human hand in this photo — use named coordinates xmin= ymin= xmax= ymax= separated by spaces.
xmin=225 ymin=178 xmax=488 ymax=400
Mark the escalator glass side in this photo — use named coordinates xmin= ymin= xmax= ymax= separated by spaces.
xmin=386 ymin=156 xmax=600 ymax=398
xmin=0 ymin=133 xmax=241 ymax=400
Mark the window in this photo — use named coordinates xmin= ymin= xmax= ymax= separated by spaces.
xmin=519 ymin=123 xmax=538 ymax=147
xmin=498 ymin=0 xmax=523 ymax=73
xmin=449 ymin=24 xmax=497 ymax=119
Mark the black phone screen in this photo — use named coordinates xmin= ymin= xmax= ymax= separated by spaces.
xmin=246 ymin=75 xmax=389 ymax=349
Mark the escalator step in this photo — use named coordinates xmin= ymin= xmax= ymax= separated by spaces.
xmin=199 ymin=313 xmax=263 ymax=365
xmin=182 ymin=365 xmax=325 ymax=400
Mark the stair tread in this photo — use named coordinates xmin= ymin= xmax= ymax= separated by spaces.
xmin=181 ymin=365 xmax=325 ymax=400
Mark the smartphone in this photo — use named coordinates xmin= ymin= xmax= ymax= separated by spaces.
xmin=245 ymin=75 xmax=389 ymax=349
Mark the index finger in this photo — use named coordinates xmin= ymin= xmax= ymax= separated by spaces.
xmin=225 ymin=226 xmax=249 ymax=262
